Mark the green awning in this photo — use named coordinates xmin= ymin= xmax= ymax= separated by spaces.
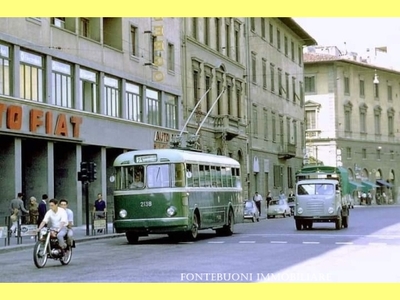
xmin=361 ymin=180 xmax=379 ymax=192
xmin=349 ymin=180 xmax=363 ymax=192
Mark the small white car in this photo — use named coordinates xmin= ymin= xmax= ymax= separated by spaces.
xmin=267 ymin=199 xmax=291 ymax=218
xmin=243 ymin=200 xmax=260 ymax=222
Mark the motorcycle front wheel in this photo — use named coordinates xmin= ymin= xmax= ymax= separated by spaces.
xmin=33 ymin=241 xmax=48 ymax=268
xmin=60 ymin=247 xmax=72 ymax=265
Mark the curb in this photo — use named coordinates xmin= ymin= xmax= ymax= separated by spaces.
xmin=0 ymin=233 xmax=124 ymax=254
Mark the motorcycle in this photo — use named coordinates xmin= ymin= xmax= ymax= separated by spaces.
xmin=33 ymin=227 xmax=74 ymax=268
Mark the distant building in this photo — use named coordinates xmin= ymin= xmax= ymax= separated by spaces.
xmin=304 ymin=47 xmax=398 ymax=204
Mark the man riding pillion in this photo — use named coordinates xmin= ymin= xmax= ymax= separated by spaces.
xmin=37 ymin=198 xmax=68 ymax=251
xmin=59 ymin=199 xmax=74 ymax=247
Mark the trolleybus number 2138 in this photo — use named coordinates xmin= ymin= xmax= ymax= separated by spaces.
xmin=112 ymin=148 xmax=243 ymax=244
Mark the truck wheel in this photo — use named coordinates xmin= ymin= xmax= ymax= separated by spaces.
xmin=342 ymin=215 xmax=349 ymax=228
xmin=335 ymin=215 xmax=342 ymax=230
xmin=295 ymin=220 xmax=302 ymax=230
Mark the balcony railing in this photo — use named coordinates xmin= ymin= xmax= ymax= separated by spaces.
xmin=213 ymin=115 xmax=242 ymax=140
xmin=278 ymin=143 xmax=296 ymax=159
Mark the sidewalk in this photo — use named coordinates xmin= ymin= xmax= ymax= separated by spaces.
xmin=0 ymin=223 xmax=123 ymax=254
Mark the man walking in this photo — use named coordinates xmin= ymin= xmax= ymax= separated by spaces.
xmin=9 ymin=192 xmax=29 ymax=236
xmin=253 ymin=192 xmax=263 ymax=217
xmin=37 ymin=194 xmax=48 ymax=226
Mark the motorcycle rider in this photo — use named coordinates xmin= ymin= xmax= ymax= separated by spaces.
xmin=37 ymin=198 xmax=68 ymax=251
xmin=59 ymin=199 xmax=74 ymax=246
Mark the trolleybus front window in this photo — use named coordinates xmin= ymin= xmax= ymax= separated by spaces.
xmin=147 ymin=164 xmax=170 ymax=188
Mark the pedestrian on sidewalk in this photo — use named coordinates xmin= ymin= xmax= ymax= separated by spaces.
xmin=9 ymin=192 xmax=29 ymax=236
xmin=37 ymin=194 xmax=48 ymax=226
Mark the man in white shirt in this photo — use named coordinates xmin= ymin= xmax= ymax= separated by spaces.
xmin=37 ymin=199 xmax=68 ymax=249
xmin=59 ymin=199 xmax=74 ymax=246
xmin=253 ymin=192 xmax=263 ymax=216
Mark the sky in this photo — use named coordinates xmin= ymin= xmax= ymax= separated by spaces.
xmin=294 ymin=18 xmax=400 ymax=55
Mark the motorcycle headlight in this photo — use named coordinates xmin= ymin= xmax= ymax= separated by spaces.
xmin=40 ymin=228 xmax=47 ymax=235
xmin=119 ymin=209 xmax=127 ymax=218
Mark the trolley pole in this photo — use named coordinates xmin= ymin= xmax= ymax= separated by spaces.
xmin=84 ymin=181 xmax=90 ymax=236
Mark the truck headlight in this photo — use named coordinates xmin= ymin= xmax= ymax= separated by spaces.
xmin=297 ymin=207 xmax=303 ymax=214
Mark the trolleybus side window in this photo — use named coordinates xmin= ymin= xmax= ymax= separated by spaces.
xmin=186 ymin=164 xmax=193 ymax=187
xmin=192 ymin=164 xmax=200 ymax=187
xmin=199 ymin=165 xmax=205 ymax=187
xmin=173 ymin=163 xmax=185 ymax=187
xmin=215 ymin=166 xmax=222 ymax=187
xmin=204 ymin=165 xmax=211 ymax=187
xmin=210 ymin=165 xmax=217 ymax=187
xmin=147 ymin=164 xmax=170 ymax=188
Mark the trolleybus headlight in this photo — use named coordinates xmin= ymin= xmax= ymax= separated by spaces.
xmin=119 ymin=209 xmax=128 ymax=218
xmin=166 ymin=206 xmax=177 ymax=217
xmin=297 ymin=207 xmax=303 ymax=214
xmin=328 ymin=207 xmax=334 ymax=214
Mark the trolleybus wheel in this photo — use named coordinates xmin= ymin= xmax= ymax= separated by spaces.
xmin=295 ymin=220 xmax=302 ymax=230
xmin=187 ymin=213 xmax=199 ymax=240
xmin=219 ymin=209 xmax=234 ymax=236
xmin=126 ymin=232 xmax=139 ymax=244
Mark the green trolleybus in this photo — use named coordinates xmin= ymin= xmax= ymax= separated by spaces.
xmin=112 ymin=149 xmax=243 ymax=244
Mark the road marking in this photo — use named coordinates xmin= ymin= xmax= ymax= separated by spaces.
xmin=368 ymin=242 xmax=387 ymax=246
xmin=270 ymin=241 xmax=288 ymax=244
xmin=208 ymin=241 xmax=224 ymax=244
xmin=335 ymin=242 xmax=354 ymax=245
xmin=239 ymin=241 xmax=256 ymax=244
xmin=302 ymin=241 xmax=320 ymax=244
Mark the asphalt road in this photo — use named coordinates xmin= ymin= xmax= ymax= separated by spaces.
xmin=1 ymin=205 xmax=400 ymax=283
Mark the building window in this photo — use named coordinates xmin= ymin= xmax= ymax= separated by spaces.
xmin=251 ymin=53 xmax=257 ymax=84
xmin=252 ymin=106 xmax=258 ymax=136
xmin=262 ymin=59 xmax=267 ymax=89
xmin=272 ymin=112 xmax=276 ymax=142
xmin=346 ymin=147 xmax=351 ymax=159
xmin=236 ymin=85 xmax=241 ymax=119
xmin=291 ymin=40 xmax=295 ymax=61
xmin=285 ymin=72 xmax=289 ymax=100
xmin=165 ymin=94 xmax=178 ymax=129
xmin=264 ymin=109 xmax=268 ymax=140
xmin=52 ymin=60 xmax=72 ymax=108
xmin=278 ymin=69 xmax=282 ymax=96
xmin=204 ymin=18 xmax=210 ymax=46
xmin=52 ymin=17 xmax=65 ymax=28
xmin=377 ymin=149 xmax=381 ymax=160
xmin=273 ymin=164 xmax=283 ymax=188
xmin=205 ymin=73 xmax=212 ymax=112
xmin=20 ymin=50 xmax=44 ymax=102
xmin=305 ymin=110 xmax=316 ymax=130
xmin=261 ymin=18 xmax=266 ymax=38
xmin=130 ymin=25 xmax=138 ymax=57
xmin=292 ymin=77 xmax=296 ymax=102
xmin=388 ymin=84 xmax=393 ymax=101
xmin=193 ymin=69 xmax=199 ymax=102
xmin=374 ymin=109 xmax=381 ymax=135
xmin=234 ymin=21 xmax=240 ymax=62
xmin=360 ymin=111 xmax=366 ymax=133
xmin=270 ymin=64 xmax=275 ymax=92
xmin=192 ymin=18 xmax=198 ymax=39
xmin=344 ymin=76 xmax=350 ymax=95
xmin=151 ymin=35 xmax=157 ymax=63
xmin=80 ymin=68 xmax=98 ymax=113
xmin=227 ymin=80 xmax=232 ymax=115
xmin=215 ymin=18 xmax=221 ymax=52
xmin=104 ymin=76 xmax=120 ymax=117
xmin=79 ymin=18 xmax=89 ymax=37
xmin=269 ymin=23 xmax=273 ymax=44
xmin=216 ymin=76 xmax=223 ymax=115
xmin=362 ymin=148 xmax=367 ymax=159
xmin=390 ymin=150 xmax=394 ymax=160
xmin=146 ymin=88 xmax=160 ymax=126
xmin=298 ymin=45 xmax=302 ymax=65
xmin=305 ymin=76 xmax=315 ymax=93
xmin=286 ymin=117 xmax=291 ymax=144
xmin=250 ymin=18 xmax=255 ymax=31
xmin=284 ymin=35 xmax=288 ymax=56
xmin=277 ymin=29 xmax=281 ymax=50
xmin=125 ymin=82 xmax=141 ymax=122
xmin=299 ymin=81 xmax=304 ymax=107
xmin=287 ymin=166 xmax=293 ymax=189
xmin=359 ymin=79 xmax=365 ymax=97
xmin=167 ymin=43 xmax=175 ymax=72
xmin=374 ymin=82 xmax=379 ymax=99
xmin=293 ymin=120 xmax=297 ymax=145
xmin=225 ymin=20 xmax=231 ymax=57
xmin=388 ymin=115 xmax=394 ymax=136
xmin=0 ymin=43 xmax=11 ymax=96
xmin=344 ymin=110 xmax=351 ymax=132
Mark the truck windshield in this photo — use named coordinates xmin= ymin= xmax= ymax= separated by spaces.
xmin=298 ymin=183 xmax=334 ymax=195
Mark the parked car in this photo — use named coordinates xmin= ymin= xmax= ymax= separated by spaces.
xmin=267 ymin=199 xmax=291 ymax=218
xmin=243 ymin=200 xmax=260 ymax=222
